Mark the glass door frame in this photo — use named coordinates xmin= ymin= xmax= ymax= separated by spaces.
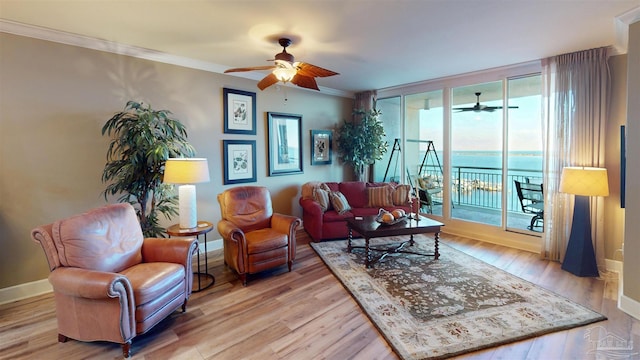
xmin=376 ymin=61 xmax=542 ymax=251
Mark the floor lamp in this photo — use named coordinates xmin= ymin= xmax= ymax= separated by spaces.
xmin=163 ymin=158 xmax=210 ymax=229
xmin=559 ymin=166 xmax=609 ymax=277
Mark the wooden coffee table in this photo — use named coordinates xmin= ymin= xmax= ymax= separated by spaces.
xmin=345 ymin=214 xmax=444 ymax=268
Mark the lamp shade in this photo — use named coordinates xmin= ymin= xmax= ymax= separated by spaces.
xmin=163 ymin=158 xmax=210 ymax=184
xmin=559 ymin=167 xmax=609 ymax=197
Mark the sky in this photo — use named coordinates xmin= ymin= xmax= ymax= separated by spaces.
xmin=420 ymin=94 xmax=543 ymax=152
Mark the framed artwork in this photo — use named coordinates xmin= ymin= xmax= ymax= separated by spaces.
xmin=223 ymin=88 xmax=256 ymax=135
xmin=267 ymin=112 xmax=303 ymax=176
xmin=223 ymin=139 xmax=256 ymax=184
xmin=310 ymin=130 xmax=332 ymax=165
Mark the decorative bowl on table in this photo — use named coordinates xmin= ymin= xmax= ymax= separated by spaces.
xmin=375 ymin=208 xmax=407 ymax=225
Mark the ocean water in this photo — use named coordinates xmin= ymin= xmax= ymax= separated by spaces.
xmin=451 ymin=151 xmax=543 ymax=172
xmin=419 ymin=151 xmax=543 ymax=211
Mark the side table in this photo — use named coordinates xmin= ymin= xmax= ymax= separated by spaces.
xmin=167 ymin=221 xmax=215 ymax=292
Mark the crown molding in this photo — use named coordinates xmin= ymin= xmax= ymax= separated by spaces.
xmin=613 ymin=6 xmax=640 ymax=55
xmin=0 ymin=19 xmax=352 ymax=99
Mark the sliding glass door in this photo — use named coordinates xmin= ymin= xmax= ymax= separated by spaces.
xmin=506 ymin=75 xmax=543 ymax=232
xmin=450 ymin=82 xmax=504 ymax=226
xmin=374 ymin=96 xmax=401 ymax=182
xmin=405 ymin=90 xmax=444 ymax=216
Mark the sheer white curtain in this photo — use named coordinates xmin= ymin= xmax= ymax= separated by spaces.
xmin=541 ymin=47 xmax=610 ymax=270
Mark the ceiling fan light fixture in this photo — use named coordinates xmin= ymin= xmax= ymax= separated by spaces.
xmin=273 ymin=67 xmax=296 ymax=82
xmin=273 ymin=60 xmax=297 ymax=82
xmin=224 ymin=37 xmax=338 ymax=91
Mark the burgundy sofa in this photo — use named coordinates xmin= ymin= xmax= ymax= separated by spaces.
xmin=299 ymin=181 xmax=415 ymax=242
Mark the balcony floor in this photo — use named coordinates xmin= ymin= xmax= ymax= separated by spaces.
xmin=424 ymin=204 xmax=543 ymax=234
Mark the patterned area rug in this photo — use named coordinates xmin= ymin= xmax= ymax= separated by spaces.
xmin=310 ymin=236 xmax=606 ymax=360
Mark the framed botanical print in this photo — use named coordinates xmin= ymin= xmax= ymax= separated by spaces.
xmin=267 ymin=112 xmax=303 ymax=176
xmin=310 ymin=130 xmax=332 ymax=165
xmin=223 ymin=139 xmax=257 ymax=184
xmin=223 ymin=88 xmax=256 ymax=135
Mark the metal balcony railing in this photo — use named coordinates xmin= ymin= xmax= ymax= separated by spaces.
xmin=418 ymin=166 xmax=543 ymax=213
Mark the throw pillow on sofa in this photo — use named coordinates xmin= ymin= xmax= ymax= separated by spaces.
xmin=367 ymin=186 xmax=393 ymax=207
xmin=391 ymin=184 xmax=412 ymax=205
xmin=313 ymin=187 xmax=332 ymax=212
xmin=330 ymin=191 xmax=351 ymax=214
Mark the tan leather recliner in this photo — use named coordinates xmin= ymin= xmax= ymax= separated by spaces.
xmin=217 ymin=186 xmax=301 ymax=286
xmin=31 ymin=203 xmax=198 ymax=358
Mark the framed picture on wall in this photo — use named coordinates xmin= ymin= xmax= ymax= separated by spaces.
xmin=267 ymin=112 xmax=303 ymax=176
xmin=223 ymin=139 xmax=257 ymax=184
xmin=223 ymin=88 xmax=256 ymax=135
xmin=310 ymin=130 xmax=332 ymax=165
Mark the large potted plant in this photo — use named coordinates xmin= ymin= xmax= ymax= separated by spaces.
xmin=101 ymin=101 xmax=195 ymax=237
xmin=335 ymin=109 xmax=388 ymax=181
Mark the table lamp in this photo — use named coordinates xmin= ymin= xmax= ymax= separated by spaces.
xmin=163 ymin=158 xmax=210 ymax=229
xmin=559 ymin=166 xmax=609 ymax=277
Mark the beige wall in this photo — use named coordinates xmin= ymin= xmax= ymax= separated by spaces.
xmin=605 ymin=54 xmax=628 ymax=261
xmin=623 ymin=20 xmax=640 ymax=304
xmin=0 ymin=33 xmax=352 ymax=289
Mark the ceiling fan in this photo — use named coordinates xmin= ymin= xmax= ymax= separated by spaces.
xmin=224 ymin=38 xmax=339 ymax=91
xmin=453 ymin=92 xmax=519 ymax=112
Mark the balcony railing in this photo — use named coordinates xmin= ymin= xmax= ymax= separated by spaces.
xmin=420 ymin=166 xmax=543 ymax=213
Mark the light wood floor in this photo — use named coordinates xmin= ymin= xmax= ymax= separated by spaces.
xmin=1 ymin=230 xmax=638 ymax=359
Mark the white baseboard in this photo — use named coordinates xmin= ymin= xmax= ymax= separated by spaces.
xmin=619 ymin=294 xmax=640 ymax=321
xmin=0 ymin=279 xmax=52 ymax=306
xmin=605 ymin=258 xmax=623 ymax=274
xmin=0 ymin=238 xmax=223 ymax=306
xmin=616 ymin=262 xmax=640 ymax=321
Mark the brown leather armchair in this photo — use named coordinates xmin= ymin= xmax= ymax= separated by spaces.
xmin=31 ymin=203 xmax=198 ymax=358
xmin=217 ymin=186 xmax=301 ymax=286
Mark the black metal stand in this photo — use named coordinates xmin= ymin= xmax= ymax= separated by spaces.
xmin=167 ymin=221 xmax=215 ymax=292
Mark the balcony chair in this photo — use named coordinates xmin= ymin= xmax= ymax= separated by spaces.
xmin=217 ymin=186 xmax=301 ymax=286
xmin=31 ymin=203 xmax=198 ymax=358
xmin=409 ymin=172 xmax=443 ymax=214
xmin=514 ymin=179 xmax=544 ymax=231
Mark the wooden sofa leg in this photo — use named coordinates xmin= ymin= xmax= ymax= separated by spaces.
xmin=122 ymin=341 xmax=132 ymax=358
xmin=288 ymin=261 xmax=293 ymax=272
xmin=239 ymin=273 xmax=247 ymax=286
xmin=182 ymin=299 xmax=188 ymax=313
xmin=58 ymin=333 xmax=68 ymax=343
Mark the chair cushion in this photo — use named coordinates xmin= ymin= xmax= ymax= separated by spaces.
xmin=51 ymin=203 xmax=143 ymax=273
xmin=323 ymin=209 xmax=354 ymax=222
xmin=218 ymin=186 xmax=273 ymax=233
xmin=120 ymin=262 xmax=185 ymax=305
xmin=245 ymin=229 xmax=288 ymax=254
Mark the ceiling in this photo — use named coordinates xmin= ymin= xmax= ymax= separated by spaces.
xmin=1 ymin=1 xmax=639 ymax=96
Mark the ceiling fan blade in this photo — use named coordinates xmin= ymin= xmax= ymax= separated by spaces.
xmin=291 ymin=74 xmax=320 ymax=90
xmin=224 ymin=65 xmax=276 ymax=73
xmin=454 ymin=108 xmax=474 ymax=112
xmin=296 ymin=62 xmax=339 ymax=78
xmin=257 ymin=73 xmax=279 ymax=90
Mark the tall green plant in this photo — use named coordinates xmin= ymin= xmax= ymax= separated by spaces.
xmin=335 ymin=109 xmax=388 ymax=181
xmin=102 ymin=101 xmax=195 ymax=237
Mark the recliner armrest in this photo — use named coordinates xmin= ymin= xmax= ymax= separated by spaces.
xmin=141 ymin=237 xmax=198 ymax=265
xmin=217 ymin=219 xmax=245 ymax=243
xmin=49 ymin=267 xmax=133 ymax=300
xmin=272 ymin=213 xmax=302 ymax=235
